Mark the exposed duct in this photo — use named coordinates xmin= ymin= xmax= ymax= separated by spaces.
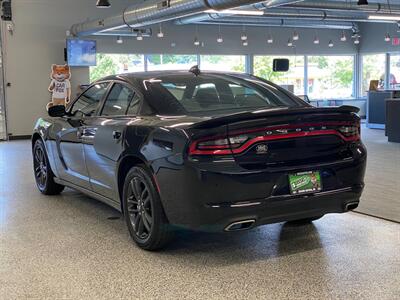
xmin=182 ymin=16 xmax=356 ymax=30
xmin=175 ymin=7 xmax=400 ymax=26
xmin=285 ymin=1 xmax=400 ymax=13
xmin=70 ymin=0 xmax=303 ymax=37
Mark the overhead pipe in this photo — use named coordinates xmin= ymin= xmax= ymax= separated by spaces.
xmin=70 ymin=0 xmax=303 ymax=37
xmin=175 ymin=7 xmax=400 ymax=26
xmin=190 ymin=17 xmax=355 ymax=30
xmin=284 ymin=1 xmax=400 ymax=13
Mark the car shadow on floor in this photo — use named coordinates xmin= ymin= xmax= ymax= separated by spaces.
xmin=50 ymin=189 xmax=325 ymax=267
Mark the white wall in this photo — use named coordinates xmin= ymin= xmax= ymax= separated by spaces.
xmin=3 ymin=0 xmax=358 ymax=136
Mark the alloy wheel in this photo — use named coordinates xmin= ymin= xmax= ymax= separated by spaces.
xmin=34 ymin=146 xmax=47 ymax=190
xmin=127 ymin=177 xmax=153 ymax=240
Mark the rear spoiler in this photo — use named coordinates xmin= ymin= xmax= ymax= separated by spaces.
xmin=189 ymin=105 xmax=360 ymax=129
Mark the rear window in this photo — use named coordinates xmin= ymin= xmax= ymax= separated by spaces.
xmin=146 ymin=74 xmax=303 ymax=115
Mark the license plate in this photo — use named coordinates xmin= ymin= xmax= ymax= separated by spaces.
xmin=288 ymin=171 xmax=322 ymax=195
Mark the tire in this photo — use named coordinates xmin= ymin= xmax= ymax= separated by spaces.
xmin=33 ymin=139 xmax=65 ymax=195
xmin=122 ymin=166 xmax=173 ymax=251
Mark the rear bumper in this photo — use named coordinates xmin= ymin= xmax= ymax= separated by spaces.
xmin=154 ymin=150 xmax=366 ymax=232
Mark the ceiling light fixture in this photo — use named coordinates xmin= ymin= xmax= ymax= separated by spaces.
xmin=313 ymin=36 xmax=320 ymax=44
xmin=204 ymin=9 xmax=263 ymax=16
xmin=241 ymin=25 xmax=247 ymax=41
xmin=96 ymin=0 xmax=111 ymax=8
xmin=157 ymin=23 xmax=164 ymax=38
xmin=194 ymin=37 xmax=200 ymax=46
xmin=328 ymin=40 xmax=334 ymax=47
xmin=267 ymin=34 xmax=273 ymax=44
xmin=340 ymin=31 xmax=347 ymax=42
xmin=217 ymin=25 xmax=223 ymax=43
xmin=385 ymin=33 xmax=391 ymax=42
xmin=368 ymin=15 xmax=400 ymax=21
xmin=136 ymin=32 xmax=143 ymax=41
xmin=287 ymin=38 xmax=293 ymax=47
xmin=116 ymin=36 xmax=123 ymax=44
xmin=354 ymin=37 xmax=360 ymax=44
xmin=293 ymin=30 xmax=299 ymax=41
xmin=242 ymin=40 xmax=248 ymax=46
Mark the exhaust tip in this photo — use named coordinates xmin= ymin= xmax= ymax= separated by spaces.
xmin=345 ymin=202 xmax=359 ymax=211
xmin=225 ymin=219 xmax=256 ymax=232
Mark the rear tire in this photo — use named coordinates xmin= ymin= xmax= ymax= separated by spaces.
xmin=122 ymin=166 xmax=173 ymax=251
xmin=33 ymin=139 xmax=65 ymax=195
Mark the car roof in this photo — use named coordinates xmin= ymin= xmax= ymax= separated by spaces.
xmin=100 ymin=70 xmax=251 ymax=83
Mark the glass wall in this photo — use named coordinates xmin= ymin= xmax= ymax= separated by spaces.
xmin=361 ymin=54 xmax=386 ymax=96
xmin=90 ymin=54 xmax=145 ymax=82
xmin=307 ymin=56 xmax=354 ymax=100
xmin=254 ymin=56 xmax=305 ymax=95
xmin=147 ymin=54 xmax=197 ymax=71
xmin=389 ymin=54 xmax=400 ymax=90
xmin=200 ymin=55 xmax=246 ymax=72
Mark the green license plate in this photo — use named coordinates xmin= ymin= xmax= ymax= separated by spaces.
xmin=288 ymin=171 xmax=322 ymax=195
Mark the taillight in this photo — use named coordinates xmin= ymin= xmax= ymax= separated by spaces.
xmin=189 ymin=121 xmax=360 ymax=156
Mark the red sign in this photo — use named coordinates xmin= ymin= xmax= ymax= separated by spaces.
xmin=392 ymin=37 xmax=400 ymax=46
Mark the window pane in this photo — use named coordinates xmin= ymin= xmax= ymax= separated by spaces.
xmin=71 ymin=83 xmax=109 ymax=116
xmin=200 ymin=55 xmax=246 ymax=72
xmin=147 ymin=54 xmax=197 ymax=71
xmin=153 ymin=74 xmax=301 ymax=115
xmin=253 ymin=56 xmax=305 ymax=95
xmin=361 ymin=54 xmax=386 ymax=96
xmin=308 ymin=56 xmax=354 ymax=99
xmin=101 ymin=84 xmax=134 ymax=116
xmin=90 ymin=54 xmax=145 ymax=82
xmin=389 ymin=54 xmax=400 ymax=90
xmin=127 ymin=93 xmax=142 ymax=115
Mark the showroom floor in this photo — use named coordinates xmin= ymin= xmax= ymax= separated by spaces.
xmin=1 ymin=129 xmax=399 ymax=299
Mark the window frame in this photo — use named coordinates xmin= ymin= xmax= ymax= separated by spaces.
xmin=98 ymin=80 xmax=145 ymax=117
xmin=67 ymin=81 xmax=112 ymax=118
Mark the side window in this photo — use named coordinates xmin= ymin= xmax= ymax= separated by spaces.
xmin=71 ymin=83 xmax=109 ymax=117
xmin=101 ymin=83 xmax=134 ymax=116
xmin=126 ymin=93 xmax=142 ymax=115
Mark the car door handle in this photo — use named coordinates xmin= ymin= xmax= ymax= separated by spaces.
xmin=112 ymin=130 xmax=122 ymax=140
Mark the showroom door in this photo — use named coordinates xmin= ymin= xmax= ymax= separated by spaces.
xmin=0 ymin=26 xmax=7 ymax=141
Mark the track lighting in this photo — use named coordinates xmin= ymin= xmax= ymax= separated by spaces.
xmin=267 ymin=34 xmax=273 ymax=44
xmin=136 ymin=32 xmax=143 ymax=41
xmin=217 ymin=25 xmax=223 ymax=43
xmin=194 ymin=37 xmax=200 ymax=46
xmin=287 ymin=38 xmax=293 ymax=47
xmin=242 ymin=40 xmax=248 ymax=46
xmin=241 ymin=26 xmax=247 ymax=41
xmin=96 ymin=0 xmax=110 ymax=8
xmin=293 ymin=30 xmax=299 ymax=41
xmin=116 ymin=36 xmax=123 ymax=44
xmin=385 ymin=33 xmax=391 ymax=42
xmin=313 ymin=36 xmax=320 ymax=44
xmin=328 ymin=40 xmax=334 ymax=47
xmin=157 ymin=24 xmax=164 ymax=38
xmin=340 ymin=31 xmax=347 ymax=42
xmin=354 ymin=37 xmax=360 ymax=45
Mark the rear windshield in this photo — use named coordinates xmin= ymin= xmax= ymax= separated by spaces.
xmin=145 ymin=74 xmax=303 ymax=115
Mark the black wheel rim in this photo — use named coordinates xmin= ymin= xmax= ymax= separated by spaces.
xmin=127 ymin=177 xmax=153 ymax=240
xmin=34 ymin=145 xmax=47 ymax=190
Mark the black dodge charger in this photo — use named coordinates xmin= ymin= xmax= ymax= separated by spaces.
xmin=32 ymin=69 xmax=366 ymax=250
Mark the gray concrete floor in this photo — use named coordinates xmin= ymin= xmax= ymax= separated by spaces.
xmin=356 ymin=126 xmax=400 ymax=222
xmin=1 ymin=137 xmax=400 ymax=299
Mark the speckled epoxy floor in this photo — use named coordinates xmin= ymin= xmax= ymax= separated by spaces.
xmin=1 ymin=140 xmax=399 ymax=299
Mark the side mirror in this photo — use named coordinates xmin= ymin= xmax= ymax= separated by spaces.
xmin=273 ymin=58 xmax=290 ymax=72
xmin=48 ymin=105 xmax=66 ymax=117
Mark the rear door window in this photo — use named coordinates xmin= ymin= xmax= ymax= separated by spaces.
xmin=101 ymin=83 xmax=135 ymax=116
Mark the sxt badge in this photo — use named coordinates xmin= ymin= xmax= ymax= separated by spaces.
xmin=255 ymin=144 xmax=268 ymax=154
